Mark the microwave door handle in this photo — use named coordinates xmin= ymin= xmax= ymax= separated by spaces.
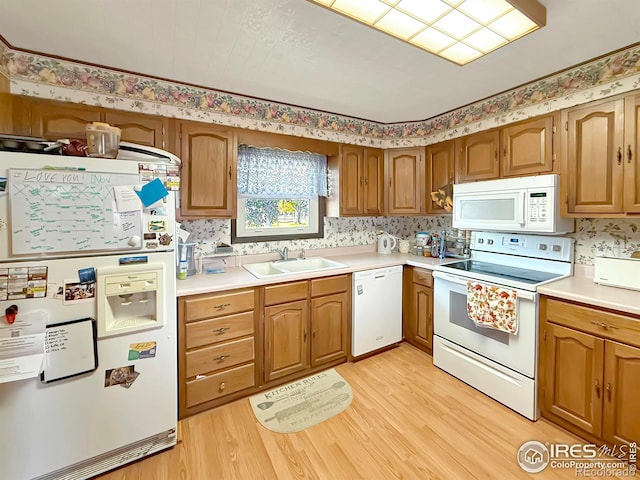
xmin=519 ymin=191 xmax=527 ymax=226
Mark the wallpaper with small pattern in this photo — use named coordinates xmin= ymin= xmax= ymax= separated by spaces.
xmin=181 ymin=216 xmax=640 ymax=266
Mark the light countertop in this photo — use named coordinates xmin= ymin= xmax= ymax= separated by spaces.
xmin=177 ymin=251 xmax=454 ymax=296
xmin=177 ymin=249 xmax=640 ymax=317
xmin=538 ymin=275 xmax=640 ymax=317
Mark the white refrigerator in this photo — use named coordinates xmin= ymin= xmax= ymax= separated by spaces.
xmin=0 ymin=150 xmax=179 ymax=479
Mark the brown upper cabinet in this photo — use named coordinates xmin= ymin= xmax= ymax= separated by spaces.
xmin=502 ymin=113 xmax=557 ymax=177
xmin=385 ymin=147 xmax=424 ymax=215
xmin=29 ymin=100 xmax=101 ymax=140
xmin=18 ymin=98 xmax=168 ymax=148
xmin=456 ymin=113 xmax=558 ymax=182
xmin=177 ymin=120 xmax=237 ymax=219
xmin=326 ymin=145 xmax=383 ymax=216
xmin=103 ymin=110 xmax=168 ymax=149
xmin=562 ymin=95 xmax=637 ymax=215
xmin=457 ymin=129 xmax=500 ymax=182
xmin=425 ymin=139 xmax=456 ymax=214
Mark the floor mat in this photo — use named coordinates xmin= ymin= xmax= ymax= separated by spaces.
xmin=249 ymin=368 xmax=352 ymax=433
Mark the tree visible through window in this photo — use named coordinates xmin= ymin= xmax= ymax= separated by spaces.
xmin=232 ymin=145 xmax=326 ymax=243
xmin=245 ymin=199 xmax=310 ymax=228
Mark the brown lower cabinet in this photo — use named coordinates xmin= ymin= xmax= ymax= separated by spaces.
xmin=403 ymin=267 xmax=433 ymax=354
xmin=178 ymin=274 xmax=350 ymax=418
xmin=178 ymin=288 xmax=258 ymax=419
xmin=540 ymin=296 xmax=640 ymax=448
xmin=263 ymin=275 xmax=350 ymax=383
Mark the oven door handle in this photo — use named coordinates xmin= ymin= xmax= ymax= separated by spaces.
xmin=433 ymin=271 xmax=537 ymax=301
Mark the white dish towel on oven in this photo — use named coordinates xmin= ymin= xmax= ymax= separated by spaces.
xmin=466 ymin=281 xmax=518 ymax=334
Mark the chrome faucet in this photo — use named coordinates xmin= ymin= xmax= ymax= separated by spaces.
xmin=272 ymin=246 xmax=289 ymax=261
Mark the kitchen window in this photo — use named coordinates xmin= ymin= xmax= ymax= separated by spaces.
xmin=231 ymin=146 xmax=327 ymax=243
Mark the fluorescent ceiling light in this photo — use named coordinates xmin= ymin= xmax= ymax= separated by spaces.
xmin=308 ymin=0 xmax=546 ymax=65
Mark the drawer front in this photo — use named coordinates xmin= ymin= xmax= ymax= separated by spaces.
xmin=311 ymin=275 xmax=349 ymax=297
xmin=184 ymin=289 xmax=254 ymax=322
xmin=545 ymin=298 xmax=640 ymax=348
xmin=186 ymin=363 xmax=255 ymax=407
xmin=186 ymin=337 xmax=254 ymax=378
xmin=186 ymin=311 xmax=254 ymax=349
xmin=264 ymin=281 xmax=308 ymax=306
xmin=412 ymin=268 xmax=433 ymax=287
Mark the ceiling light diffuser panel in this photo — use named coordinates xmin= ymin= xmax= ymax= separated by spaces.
xmin=308 ymin=0 xmax=546 ymax=65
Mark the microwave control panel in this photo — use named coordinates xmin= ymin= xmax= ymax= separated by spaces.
xmin=528 ymin=191 xmax=549 ymax=223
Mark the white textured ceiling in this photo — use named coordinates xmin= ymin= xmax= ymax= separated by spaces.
xmin=1 ymin=0 xmax=639 ymax=123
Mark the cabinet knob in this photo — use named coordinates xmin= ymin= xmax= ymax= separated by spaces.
xmin=595 ymin=379 xmax=600 ymax=398
xmin=214 ymin=303 xmax=231 ymax=311
xmin=628 ymin=144 xmax=633 ymax=163
xmin=213 ymin=326 xmax=230 ymax=334
xmin=606 ymin=383 xmax=612 ymax=401
xmin=617 ymin=147 xmax=622 ymax=165
xmin=214 ymin=354 xmax=230 ymax=361
xmin=219 ymin=382 xmax=226 ymax=391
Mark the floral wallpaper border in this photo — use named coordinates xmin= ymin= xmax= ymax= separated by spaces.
xmin=1 ymin=37 xmax=639 ymax=147
xmin=3 ymin=38 xmax=640 ymax=266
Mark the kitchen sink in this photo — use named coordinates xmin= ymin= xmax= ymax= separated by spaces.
xmin=243 ymin=257 xmax=347 ymax=279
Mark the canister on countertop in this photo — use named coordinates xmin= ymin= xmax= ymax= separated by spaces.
xmin=416 ymin=232 xmax=429 ymax=247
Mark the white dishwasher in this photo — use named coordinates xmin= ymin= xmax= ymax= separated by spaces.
xmin=352 ymin=265 xmax=403 ymax=356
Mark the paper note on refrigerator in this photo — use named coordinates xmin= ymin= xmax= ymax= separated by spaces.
xmin=0 ymin=310 xmax=47 ymax=383
xmin=113 ymin=185 xmax=143 ymax=212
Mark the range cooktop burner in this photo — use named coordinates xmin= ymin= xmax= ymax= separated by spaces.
xmin=442 ymin=259 xmax=562 ymax=285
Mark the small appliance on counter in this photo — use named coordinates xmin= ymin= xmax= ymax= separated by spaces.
xmin=594 ymin=256 xmax=640 ymax=291
xmin=377 ymin=232 xmax=397 ymax=254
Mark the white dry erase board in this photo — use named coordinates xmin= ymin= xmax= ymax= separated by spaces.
xmin=41 ymin=317 xmax=98 ymax=383
xmin=8 ymin=168 xmax=143 ymax=254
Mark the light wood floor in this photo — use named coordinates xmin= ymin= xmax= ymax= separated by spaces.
xmin=97 ymin=343 xmax=621 ymax=480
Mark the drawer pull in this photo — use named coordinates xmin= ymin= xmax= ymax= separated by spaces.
xmin=590 ymin=321 xmax=618 ymax=330
xmin=219 ymin=382 xmax=226 ymax=391
xmin=214 ymin=303 xmax=231 ymax=311
xmin=606 ymin=383 xmax=612 ymax=401
xmin=213 ymin=327 xmax=230 ymax=334
xmin=595 ymin=379 xmax=600 ymax=398
xmin=214 ymin=354 xmax=230 ymax=362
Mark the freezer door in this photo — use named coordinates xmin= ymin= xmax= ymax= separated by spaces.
xmin=0 ymin=252 xmax=177 ymax=479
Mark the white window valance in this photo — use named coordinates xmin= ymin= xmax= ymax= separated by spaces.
xmin=237 ymin=145 xmax=327 ymax=197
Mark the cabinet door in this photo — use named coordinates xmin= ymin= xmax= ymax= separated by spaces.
xmin=426 ymin=140 xmax=455 ymax=214
xmin=30 ymin=100 xmax=101 ymax=139
xmin=565 ymin=99 xmax=625 ymax=214
xmin=603 ymin=340 xmax=640 ymax=447
xmin=624 ymin=94 xmax=640 ymax=213
xmin=385 ymin=147 xmax=423 ymax=215
xmin=179 ymin=121 xmax=237 ymax=218
xmin=411 ymin=283 xmax=433 ymax=351
xmin=543 ymin=323 xmax=604 ymax=437
xmin=264 ymin=300 xmax=309 ymax=382
xmin=310 ymin=292 xmax=348 ymax=367
xmin=340 ymin=145 xmax=363 ymax=215
xmin=502 ymin=114 xmax=556 ymax=177
xmin=363 ymin=148 xmax=383 ymax=215
xmin=457 ymin=129 xmax=500 ymax=181
xmin=104 ymin=110 xmax=168 ymax=148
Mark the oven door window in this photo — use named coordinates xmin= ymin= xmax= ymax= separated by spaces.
xmin=433 ymin=274 xmax=537 ymax=378
xmin=449 ymin=290 xmax=509 ymax=345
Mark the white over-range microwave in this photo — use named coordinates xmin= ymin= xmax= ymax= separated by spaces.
xmin=452 ymin=174 xmax=574 ymax=234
